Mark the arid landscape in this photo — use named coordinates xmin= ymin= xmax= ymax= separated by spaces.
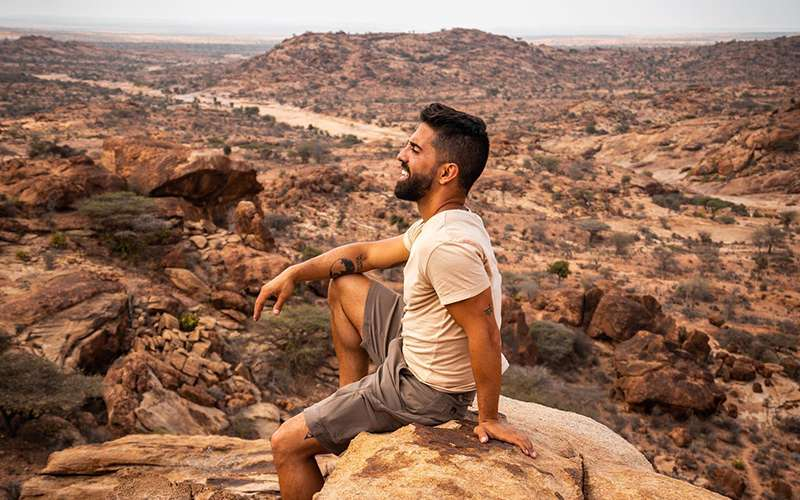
xmin=0 ymin=26 xmax=799 ymax=499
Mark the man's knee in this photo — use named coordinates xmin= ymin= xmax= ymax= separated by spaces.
xmin=270 ymin=421 xmax=301 ymax=466
xmin=327 ymin=274 xmax=366 ymax=308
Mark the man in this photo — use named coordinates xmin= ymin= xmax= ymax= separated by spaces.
xmin=252 ymin=103 xmax=535 ymax=500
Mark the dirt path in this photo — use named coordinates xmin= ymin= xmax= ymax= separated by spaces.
xmin=32 ymin=73 xmax=406 ymax=143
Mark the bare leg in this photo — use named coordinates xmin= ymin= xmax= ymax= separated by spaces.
xmin=327 ymin=274 xmax=373 ymax=387
xmin=271 ymin=413 xmax=328 ymax=500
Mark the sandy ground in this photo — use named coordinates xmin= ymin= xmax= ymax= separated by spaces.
xmin=32 ymin=73 xmax=407 ymax=142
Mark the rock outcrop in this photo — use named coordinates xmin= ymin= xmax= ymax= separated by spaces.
xmin=613 ymin=330 xmax=725 ymax=413
xmin=22 ymin=397 xmax=723 ymax=500
xmin=20 ymin=434 xmax=281 ymax=499
xmin=100 ymin=137 xmax=262 ymax=209
xmin=0 ymin=271 xmax=130 ymax=373
xmin=318 ymin=397 xmax=725 ymax=499
xmin=0 ymin=155 xmax=125 ymax=212
xmin=692 ymin=104 xmax=800 ymax=194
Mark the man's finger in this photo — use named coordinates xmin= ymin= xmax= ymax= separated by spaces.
xmin=272 ymin=288 xmax=290 ymax=315
xmin=474 ymin=425 xmax=489 ymax=444
xmin=253 ymin=285 xmax=275 ymax=320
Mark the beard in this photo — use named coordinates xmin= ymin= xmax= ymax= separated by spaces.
xmin=394 ymin=162 xmax=434 ymax=201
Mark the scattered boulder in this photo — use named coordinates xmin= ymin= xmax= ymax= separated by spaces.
xmin=530 ymin=288 xmax=584 ymax=327
xmin=211 ymin=290 xmax=250 ymax=313
xmin=0 ymin=155 xmax=125 ymax=212
xmin=164 ymin=267 xmax=211 ymax=301
xmin=587 ymin=290 xmax=675 ymax=342
xmin=0 ymin=271 xmax=129 ymax=373
xmin=233 ymin=200 xmax=274 ymax=250
xmin=500 ymin=296 xmax=535 ymax=365
xmin=613 ymin=331 xmax=725 ymax=413
xmin=668 ymin=427 xmax=692 ymax=448
xmin=705 ymin=464 xmax=747 ymax=499
xmin=228 ymin=402 xmax=282 ymax=439
xmin=729 ymin=357 xmax=757 ymax=382
xmin=215 ymin=244 xmax=290 ymax=294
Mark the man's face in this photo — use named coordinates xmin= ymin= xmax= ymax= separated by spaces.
xmin=394 ymin=123 xmax=439 ymax=202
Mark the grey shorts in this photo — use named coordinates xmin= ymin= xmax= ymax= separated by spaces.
xmin=303 ymin=280 xmax=476 ymax=455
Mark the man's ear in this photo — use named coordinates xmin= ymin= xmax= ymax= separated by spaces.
xmin=439 ymin=162 xmax=460 ymax=185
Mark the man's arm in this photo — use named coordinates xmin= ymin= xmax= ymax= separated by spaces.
xmin=445 ymin=287 xmax=536 ymax=457
xmin=253 ymin=235 xmax=408 ymax=320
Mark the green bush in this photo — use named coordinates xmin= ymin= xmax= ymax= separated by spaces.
xmin=531 ymin=153 xmax=559 ymax=173
xmin=300 ymin=244 xmax=323 ymax=261
xmin=257 ymin=304 xmax=333 ymax=392
xmin=501 ymin=364 xmax=603 ymax=420
xmin=15 ymin=250 xmax=30 ymax=262
xmin=610 ymin=232 xmax=637 ymax=255
xmin=27 ymin=138 xmax=81 ymax=159
xmin=0 ymin=350 xmax=102 ymax=418
xmin=529 ymin=320 xmax=591 ymax=370
xmin=78 ymin=191 xmax=173 ymax=259
xmin=714 ymin=328 xmax=780 ymax=364
xmin=179 ymin=312 xmax=199 ymax=332
xmin=547 ymin=260 xmax=571 ymax=280
xmin=675 ymin=277 xmax=715 ymax=303
xmin=49 ymin=232 xmax=68 ymax=249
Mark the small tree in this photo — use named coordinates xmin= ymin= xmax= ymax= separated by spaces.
xmin=610 ymin=232 xmax=637 ymax=255
xmin=752 ymin=225 xmax=784 ymax=255
xmin=548 ymin=260 xmax=571 ymax=280
xmin=778 ymin=210 xmax=798 ymax=231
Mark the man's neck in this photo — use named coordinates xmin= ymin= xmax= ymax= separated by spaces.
xmin=417 ymin=194 xmax=467 ymax=221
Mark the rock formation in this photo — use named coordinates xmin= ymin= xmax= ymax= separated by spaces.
xmin=0 ymin=271 xmax=130 ymax=373
xmin=613 ymin=331 xmax=725 ymax=413
xmin=100 ymin=137 xmax=262 ymax=214
xmin=0 ymin=155 xmax=125 ymax=212
xmin=22 ymin=397 xmax=723 ymax=499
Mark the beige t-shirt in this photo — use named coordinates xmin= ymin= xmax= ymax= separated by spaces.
xmin=401 ymin=208 xmax=509 ymax=393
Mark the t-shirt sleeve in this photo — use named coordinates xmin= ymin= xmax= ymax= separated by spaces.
xmin=425 ymin=240 xmax=491 ymax=305
xmin=402 ymin=219 xmax=424 ymax=251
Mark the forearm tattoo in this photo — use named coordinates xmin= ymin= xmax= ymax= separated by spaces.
xmin=329 ymin=254 xmax=365 ymax=279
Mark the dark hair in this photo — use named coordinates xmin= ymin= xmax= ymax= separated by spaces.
xmin=420 ymin=103 xmax=489 ymax=194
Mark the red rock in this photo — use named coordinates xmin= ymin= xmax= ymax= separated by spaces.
xmin=613 ymin=331 xmax=724 ymax=413
xmin=0 ymin=155 xmax=125 ymax=212
xmin=588 ymin=290 xmax=674 ymax=342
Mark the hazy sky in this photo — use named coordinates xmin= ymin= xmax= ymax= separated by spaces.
xmin=2 ymin=0 xmax=799 ymax=35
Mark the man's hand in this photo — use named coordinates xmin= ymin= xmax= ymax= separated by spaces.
xmin=474 ymin=419 xmax=536 ymax=458
xmin=253 ymin=269 xmax=296 ymax=320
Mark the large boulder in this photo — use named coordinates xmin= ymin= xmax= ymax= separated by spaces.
xmin=0 ymin=271 xmax=129 ymax=373
xmin=100 ymin=137 xmax=262 ymax=207
xmin=587 ymin=289 xmax=675 ymax=342
xmin=20 ymin=434 xmax=281 ymax=499
xmin=232 ymin=200 xmax=274 ymax=250
xmin=214 ymin=244 xmax=290 ymax=295
xmin=530 ymin=288 xmax=584 ymax=327
xmin=613 ymin=331 xmax=725 ymax=413
xmin=318 ymin=396 xmax=725 ymax=499
xmin=0 ymin=155 xmax=125 ymax=212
